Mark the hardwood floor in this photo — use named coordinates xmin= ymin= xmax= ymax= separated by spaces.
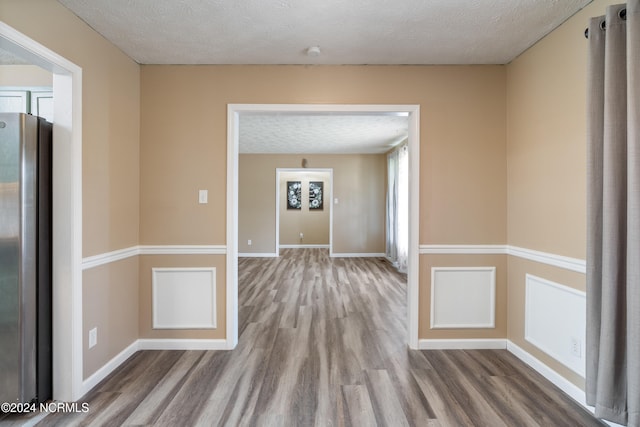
xmin=3 ymin=249 xmax=604 ymax=426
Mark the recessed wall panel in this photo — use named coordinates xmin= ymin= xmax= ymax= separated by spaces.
xmin=152 ymin=267 xmax=216 ymax=329
xmin=525 ymin=274 xmax=585 ymax=376
xmin=430 ymin=267 xmax=496 ymax=329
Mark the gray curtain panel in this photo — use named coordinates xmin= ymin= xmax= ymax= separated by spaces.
xmin=586 ymin=1 xmax=640 ymax=426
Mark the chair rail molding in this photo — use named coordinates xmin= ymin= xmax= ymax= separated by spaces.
xmin=419 ymin=244 xmax=586 ymax=274
xmin=82 ymin=245 xmax=228 ymax=270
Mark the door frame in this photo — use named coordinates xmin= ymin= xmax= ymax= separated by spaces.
xmin=276 ymin=168 xmax=333 ymax=255
xmin=0 ymin=23 xmax=83 ymax=400
xmin=227 ymin=104 xmax=420 ymax=349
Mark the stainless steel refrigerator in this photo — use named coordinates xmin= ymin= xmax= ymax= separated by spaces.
xmin=0 ymin=112 xmax=52 ymax=404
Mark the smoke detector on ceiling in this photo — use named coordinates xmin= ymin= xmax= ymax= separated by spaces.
xmin=306 ymin=46 xmax=321 ymax=57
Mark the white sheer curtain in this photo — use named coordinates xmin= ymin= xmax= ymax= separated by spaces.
xmin=386 ymin=143 xmax=408 ymax=273
xmin=386 ymin=149 xmax=398 ymax=264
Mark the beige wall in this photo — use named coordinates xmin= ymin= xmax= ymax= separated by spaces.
xmin=83 ymin=258 xmax=139 ymax=378
xmin=507 ymin=257 xmax=587 ymax=388
xmin=8 ymin=0 xmax=599 ymax=395
xmin=505 ymin=0 xmax=618 ymax=389
xmin=0 ymin=64 xmax=52 ymax=86
xmin=1 ymin=0 xmax=141 ymax=257
xmin=138 ymin=255 xmax=227 ymax=340
xmin=3 ymin=0 xmax=609 ymax=400
xmin=278 ymin=171 xmax=331 ymax=247
xmin=1 ymin=0 xmax=141 ymax=380
xmin=240 ymin=154 xmax=386 ymax=254
xmin=141 ymin=64 xmax=507 ymax=247
xmin=420 ymin=254 xmax=508 ymax=340
xmin=141 ymin=65 xmax=507 ymax=342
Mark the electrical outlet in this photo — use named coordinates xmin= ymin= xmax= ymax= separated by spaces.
xmin=570 ymin=336 xmax=581 ymax=357
xmin=248 ymin=239 xmax=252 ymax=246
xmin=299 ymin=232 xmax=304 ymax=239
xmin=89 ymin=328 xmax=97 ymax=349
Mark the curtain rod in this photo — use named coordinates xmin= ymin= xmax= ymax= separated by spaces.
xmin=585 ymin=7 xmax=626 ymax=38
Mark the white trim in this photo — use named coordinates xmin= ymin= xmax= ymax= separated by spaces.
xmin=81 ymin=340 xmax=138 ymax=396
xmin=229 ymin=104 xmax=421 ymax=351
xmin=420 ymin=244 xmax=508 ymax=255
xmin=506 ymin=341 xmax=625 ymax=425
xmin=407 ymin=106 xmax=420 ymax=350
xmin=280 ymin=244 xmax=331 ymax=249
xmin=138 ymin=338 xmax=230 ymax=350
xmin=330 ymin=252 xmax=387 ymax=258
xmin=81 ymin=245 xmax=228 ymax=270
xmin=14 ymin=411 xmax=49 ymax=427
xmin=152 ymin=267 xmax=217 ymax=330
xmin=419 ymin=244 xmax=586 ymax=274
xmin=81 ymin=336 xmax=232 ymax=396
xmin=509 ymin=245 xmax=586 ymax=274
xmin=139 ymin=245 xmax=226 ymax=255
xmin=227 ymin=105 xmax=240 ymax=350
xmin=275 ymin=169 xmax=279 ymax=255
xmin=506 ymin=340 xmax=587 ymax=407
xmin=524 ymin=274 xmax=586 ymax=376
xmin=0 ymin=21 xmax=84 ymax=402
xmin=275 ymin=168 xmax=334 ymax=256
xmin=81 ymin=246 xmax=139 ymax=270
xmin=238 ymin=252 xmax=279 ymax=258
xmin=430 ymin=266 xmax=496 ymax=329
xmin=419 ymin=338 xmax=507 ymax=350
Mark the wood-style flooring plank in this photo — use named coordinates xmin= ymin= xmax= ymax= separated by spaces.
xmin=364 ymin=369 xmax=411 ymax=426
xmin=341 ymin=385 xmax=377 ymax=427
xmin=1 ymin=248 xmax=605 ymax=427
xmin=122 ymin=350 xmax=206 ymax=426
xmin=381 ymin=348 xmax=437 ymax=426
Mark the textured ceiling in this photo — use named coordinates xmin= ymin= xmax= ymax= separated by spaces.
xmin=0 ymin=48 xmax=30 ymax=65
xmin=239 ymin=114 xmax=409 ymax=154
xmin=56 ymin=0 xmax=591 ymax=65
xmin=5 ymin=1 xmax=592 ymax=153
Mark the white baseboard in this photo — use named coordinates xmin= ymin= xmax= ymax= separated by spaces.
xmin=506 ymin=340 xmax=589 ymax=408
xmin=80 ymin=337 xmax=231 ymax=397
xmin=419 ymin=339 xmax=587 ymax=406
xmin=416 ymin=338 xmax=616 ymax=425
xmin=330 ymin=252 xmax=386 ymax=258
xmin=418 ymin=338 xmax=507 ymax=350
xmin=81 ymin=340 xmax=139 ymax=396
xmin=138 ymin=338 xmax=230 ymax=350
xmin=279 ymin=244 xmax=330 ymax=249
xmin=238 ymin=252 xmax=278 ymax=257
xmin=506 ymin=341 xmax=626 ymax=426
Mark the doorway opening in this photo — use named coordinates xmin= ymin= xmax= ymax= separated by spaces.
xmin=276 ymin=168 xmax=333 ymax=255
xmin=0 ymin=22 xmax=83 ymax=401
xmin=227 ymin=104 xmax=420 ymax=349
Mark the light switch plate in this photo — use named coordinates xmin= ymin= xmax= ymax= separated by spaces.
xmin=199 ymin=190 xmax=208 ymax=204
xmin=89 ymin=328 xmax=97 ymax=348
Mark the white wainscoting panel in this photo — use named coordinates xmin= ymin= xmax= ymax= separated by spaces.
xmin=152 ymin=267 xmax=217 ymax=329
xmin=430 ymin=267 xmax=496 ymax=329
xmin=525 ymin=274 xmax=586 ymax=376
